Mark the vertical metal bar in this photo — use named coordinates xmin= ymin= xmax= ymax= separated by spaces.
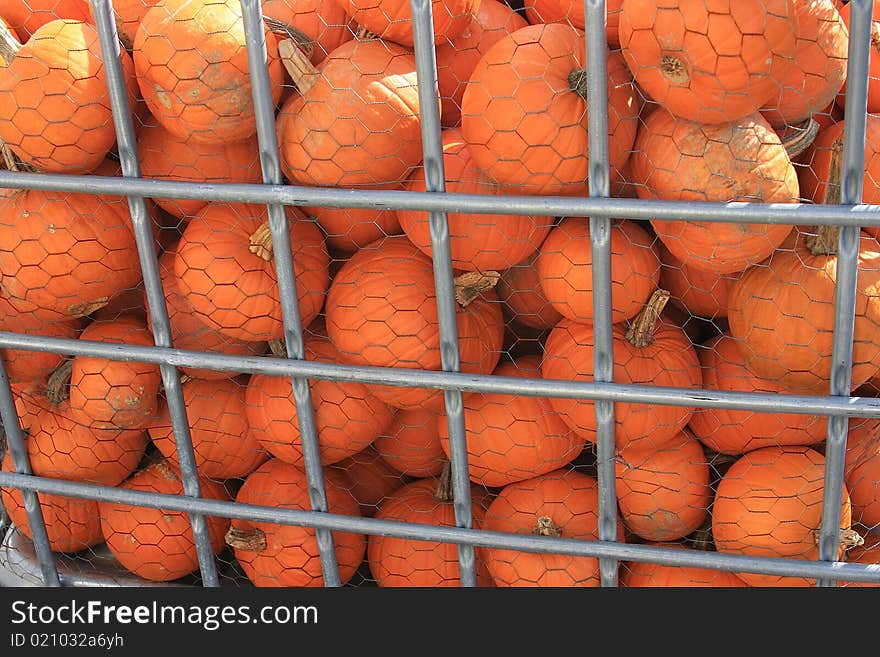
xmin=91 ymin=0 xmax=220 ymax=587
xmin=584 ymin=0 xmax=619 ymax=587
xmin=816 ymin=0 xmax=873 ymax=587
xmin=410 ymin=0 xmax=477 ymax=587
xmin=0 ymin=359 xmax=60 ymax=586
xmin=239 ymin=0 xmax=340 ymax=586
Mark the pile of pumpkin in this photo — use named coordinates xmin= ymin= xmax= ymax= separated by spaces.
xmin=0 ymin=0 xmax=879 ymax=587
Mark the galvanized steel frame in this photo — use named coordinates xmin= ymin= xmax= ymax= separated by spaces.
xmin=0 ymin=0 xmax=879 ymax=588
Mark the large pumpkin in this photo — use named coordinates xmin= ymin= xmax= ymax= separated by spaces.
xmin=99 ymin=460 xmax=231 ymax=582
xmin=174 ymin=202 xmax=329 ymax=343
xmin=712 ymin=445 xmax=858 ymax=587
xmin=0 ymin=19 xmax=137 ymax=173
xmin=495 ymin=248 xmax=563 ymax=331
xmin=372 ymin=408 xmax=446 ymax=478
xmin=727 ymin=227 xmax=880 ymax=394
xmin=460 ymin=23 xmax=639 ymax=196
xmin=541 ymin=290 xmax=701 ymax=450
xmin=340 ymin=0 xmax=478 ymax=48
xmin=398 ymin=129 xmax=554 ymax=272
xmin=536 ymin=217 xmax=660 ymax=325
xmin=618 ymin=0 xmax=798 ymax=124
xmin=688 ymin=333 xmax=829 ymax=455
xmin=325 ymin=235 xmax=504 ymax=411
xmin=133 ymin=0 xmax=285 ymax=144
xmin=226 ymin=459 xmax=366 ymax=587
xmin=437 ymin=355 xmax=581 ymax=487
xmin=621 ymin=542 xmax=748 ymax=587
xmin=631 ymin=107 xmax=799 ymax=275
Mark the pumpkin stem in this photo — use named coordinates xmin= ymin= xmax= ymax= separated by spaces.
xmin=806 ymin=225 xmax=840 ymax=256
xmin=355 ymin=26 xmax=379 ymax=40
xmin=278 ymin=38 xmax=319 ymax=95
xmin=872 ymin=21 xmax=880 ymax=55
xmin=46 ymin=359 xmax=73 ymax=406
xmin=434 ymin=461 xmax=454 ymax=503
xmin=532 ymin=516 xmax=563 ymax=537
xmin=453 ymin=270 xmax=500 ymax=307
xmin=0 ymin=20 xmax=21 ymax=66
xmin=268 ymin=339 xmax=288 ymax=358
xmin=625 ymin=289 xmax=671 ymax=348
xmin=225 ymin=526 xmax=268 ymax=552
xmin=178 ymin=373 xmax=192 ymax=385
xmin=660 ymin=55 xmax=689 ymax=84
xmin=248 ymin=221 xmax=275 ymax=262
xmin=813 ymin=527 xmax=865 ymax=549
xmin=263 ymin=16 xmax=314 ymax=60
xmin=568 ymin=68 xmax=588 ymax=100
xmin=780 ymin=117 xmax=820 ymax=160
xmin=68 ymin=297 xmax=110 ymax=319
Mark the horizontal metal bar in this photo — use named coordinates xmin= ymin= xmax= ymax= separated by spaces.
xmin=1 ymin=171 xmax=878 ymax=225
xmin=2 ymin=331 xmax=880 ymax=417
xmin=0 ymin=471 xmax=877 ymax=584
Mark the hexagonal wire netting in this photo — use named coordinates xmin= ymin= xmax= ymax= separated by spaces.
xmin=0 ymin=0 xmax=879 ymax=588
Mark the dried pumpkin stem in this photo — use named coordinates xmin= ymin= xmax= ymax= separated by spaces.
xmin=0 ymin=20 xmax=21 ymax=66
xmin=453 ymin=270 xmax=500 ymax=307
xmin=813 ymin=527 xmax=865 ymax=549
xmin=249 ymin=221 xmax=275 ymax=262
xmin=806 ymin=225 xmax=840 ymax=256
xmin=532 ymin=516 xmax=563 ymax=537
xmin=780 ymin=118 xmax=820 ymax=160
xmin=872 ymin=21 xmax=880 ymax=55
xmin=568 ymin=68 xmax=588 ymax=100
xmin=0 ymin=138 xmax=18 ymax=172
xmin=278 ymin=38 xmax=319 ymax=95
xmin=625 ymin=289 xmax=670 ymax=348
xmin=268 ymin=339 xmax=288 ymax=358
xmin=68 ymin=297 xmax=110 ymax=318
xmin=355 ymin=25 xmax=379 ymax=40
xmin=225 ymin=527 xmax=268 ymax=552
xmin=263 ymin=16 xmax=314 ymax=59
xmin=46 ymin=359 xmax=73 ymax=406
xmin=434 ymin=461 xmax=454 ymax=503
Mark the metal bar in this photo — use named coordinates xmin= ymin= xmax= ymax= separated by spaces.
xmin=816 ymin=0 xmax=874 ymax=588
xmin=91 ymin=0 xmax=220 ymax=587
xmin=2 ymin=470 xmax=880 ymax=584
xmin=410 ymin=0 xmax=477 ymax=587
xmin=0 ymin=360 xmax=60 ymax=586
xmin=3 ymin=171 xmax=880 ymax=224
xmin=584 ymin=0 xmax=618 ymax=588
xmin=238 ymin=0 xmax=340 ymax=587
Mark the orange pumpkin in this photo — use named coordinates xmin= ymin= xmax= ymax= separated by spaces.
xmin=615 ymin=429 xmax=711 ymax=542
xmin=482 ymin=469 xmax=621 ymax=586
xmin=727 ymin=227 xmax=880 ymax=394
xmin=688 ymin=334 xmax=830 ymax=455
xmin=437 ymin=355 xmax=581 ymax=487
xmin=325 ymin=236 xmax=504 ymax=411
xmin=262 ymin=0 xmax=354 ymax=65
xmin=712 ymin=445 xmax=856 ymax=587
xmin=398 ymin=129 xmax=554 ymax=272
xmin=541 ymin=290 xmax=701 ymax=450
xmin=618 ymin=0 xmax=798 ymax=124
xmin=227 ymin=459 xmax=366 ymax=587
xmin=495 ymin=248 xmax=563 ymax=331
xmin=67 ymin=315 xmax=163 ymax=431
xmin=621 ymin=542 xmax=748 ymax=587
xmin=174 ymin=202 xmax=329 ymax=343
xmin=149 ymin=376 xmax=268 ymax=479
xmin=87 ymin=0 xmax=160 ymax=50
xmin=0 ymin=19 xmax=137 ymax=173
xmin=836 ymin=2 xmax=880 ymax=114
xmin=658 ymin=241 xmax=740 ymax=320
xmin=844 ymin=419 xmax=880 ymax=530
xmin=523 ymin=0 xmax=625 ymax=48
xmin=631 ymin=107 xmax=799 ymax=275
xmin=133 ymin=0 xmax=285 ymax=144
xmin=99 ymin=460 xmax=231 ymax=582
xmin=372 ymin=408 xmax=447 ymax=478
xmin=461 ymin=23 xmax=639 ymax=196
xmin=0 ymin=190 xmax=143 ymax=322
xmin=245 ymin=335 xmax=395 ymax=466
xmin=536 ymin=217 xmax=660 ymax=325
xmin=303 ymin=203 xmax=402 ymax=254
xmin=0 ymin=1 xmax=90 ymax=40
xmin=329 ymin=445 xmax=405 ymax=517
xmin=340 ymin=0 xmax=478 ymax=48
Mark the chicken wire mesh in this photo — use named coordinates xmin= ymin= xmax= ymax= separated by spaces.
xmin=0 ymin=0 xmax=877 ymax=589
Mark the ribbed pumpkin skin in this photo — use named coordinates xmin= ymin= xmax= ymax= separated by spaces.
xmin=174 ymin=203 xmax=329 ymax=343
xmin=134 ymin=0 xmax=284 ymax=144
xmin=398 ymin=129 xmax=554 ymax=272
xmin=437 ymin=356 xmax=581 ymax=487
xmin=245 ymin=337 xmax=395 ymax=466
xmin=0 ymin=0 xmax=90 ymax=39
xmin=137 ymin=124 xmax=263 ymax=219
xmin=615 ymin=430 xmax=711 ymax=542
xmin=340 ymin=0 xmax=478 ymax=48
xmin=727 ymin=230 xmax=880 ymax=394
xmin=496 ymin=249 xmax=563 ymax=331
xmin=325 ymin=236 xmax=504 ymax=411
xmin=844 ymin=420 xmax=880 ymax=529
xmin=1 ymin=450 xmax=104 ymax=553
xmin=368 ymin=477 xmax=493 ymax=587
xmin=631 ymin=108 xmax=799 ymax=275
xmin=229 ymin=460 xmax=366 ymax=587
xmin=541 ymin=317 xmax=700 ymax=450
xmin=0 ymin=190 xmax=143 ymax=322
xmin=461 ymin=23 xmax=638 ymax=196
xmin=618 ymin=0 xmax=798 ymax=124
xmin=262 ymin=0 xmax=354 ymax=65
xmin=149 ymin=377 xmax=268 ymax=479
xmin=435 ymin=0 xmax=528 ymax=127
xmin=621 ymin=543 xmax=748 ymax=587
xmin=278 ymin=39 xmax=423 ymax=188
xmin=482 ymin=469 xmax=617 ymax=586
xmin=689 ymin=334 xmax=829 ymax=455
xmin=99 ymin=461 xmax=231 ymax=582
xmin=536 ymin=218 xmax=660 ymax=325
xmin=373 ymin=408 xmax=447 ymax=478
xmin=0 ymin=19 xmax=137 ymax=173
xmin=658 ymin=242 xmax=739 ymax=320
xmin=712 ymin=445 xmax=853 ymax=587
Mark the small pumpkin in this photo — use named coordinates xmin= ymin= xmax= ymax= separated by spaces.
xmin=495 ymin=248 xmax=563 ymax=331
xmin=329 ymin=445 xmax=405 ymax=517
xmin=340 ymin=0 xmax=478 ymax=48
xmin=621 ymin=542 xmax=748 ymax=587
xmin=372 ymin=408 xmax=447 ymax=478
xmin=226 ymin=458 xmax=366 ymax=587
